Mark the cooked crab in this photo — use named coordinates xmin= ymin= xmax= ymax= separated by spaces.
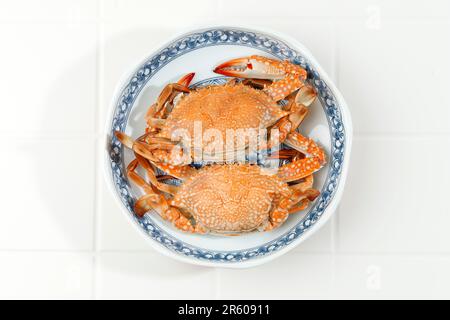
xmin=119 ymin=55 xmax=317 ymax=165
xmin=117 ymin=131 xmax=325 ymax=234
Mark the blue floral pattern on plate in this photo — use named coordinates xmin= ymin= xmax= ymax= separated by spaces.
xmin=107 ymin=28 xmax=345 ymax=263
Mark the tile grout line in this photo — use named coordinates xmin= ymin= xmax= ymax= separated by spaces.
xmin=215 ymin=268 xmax=221 ymax=299
xmin=1 ymin=249 xmax=449 ymax=256
xmin=94 ymin=0 xmax=105 ymax=253
xmin=333 ymin=18 xmax=341 ymax=258
xmin=92 ymin=0 xmax=105 ymax=300
xmin=331 ymin=17 xmax=340 ymax=294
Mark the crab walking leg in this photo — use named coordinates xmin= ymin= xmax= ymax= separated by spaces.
xmin=156 ymin=76 xmax=193 ymax=110
xmin=115 ymin=131 xmax=157 ymax=162
xmin=125 ymin=159 xmax=166 ymax=217
xmin=260 ymin=103 xmax=309 ymax=150
xmin=277 ymin=132 xmax=326 ymax=182
xmin=135 ymin=140 xmax=191 ymax=165
xmin=145 ymin=103 xmax=158 ymax=125
xmin=242 ymin=78 xmax=273 ymax=89
xmin=128 ymin=165 xmax=196 ymax=233
xmin=128 ymin=156 xmax=201 ymax=234
xmin=265 ymin=186 xmax=321 ymax=231
xmin=267 ymin=154 xmax=317 ymax=209
xmin=135 ymin=194 xmax=205 ymax=233
xmin=289 ymin=174 xmax=314 ymax=193
xmin=115 ymin=131 xmax=175 ymax=162
xmin=277 ymin=154 xmax=324 ymax=183
xmin=146 ymin=83 xmax=188 ymax=126
xmin=267 ymin=148 xmax=305 ymax=160
xmin=126 ymin=159 xmax=154 ymax=194
xmin=140 ymin=128 xmax=194 ymax=166
xmin=264 ymin=209 xmax=289 ymax=231
xmin=264 ymin=197 xmax=291 ymax=231
xmin=129 ymin=165 xmax=203 ymax=235
xmin=147 ymin=118 xmax=165 ymax=129
xmin=115 ymin=131 xmax=190 ymax=165
xmin=295 ymin=85 xmax=318 ymax=108
xmin=257 ymin=88 xmax=316 ymax=150
xmin=288 ymin=199 xmax=310 ymax=213
xmin=285 ymin=131 xmax=326 ymax=163
xmin=151 ymin=162 xmax=196 ymax=180
xmin=161 ymin=207 xmax=202 ymax=233
xmin=144 ymin=73 xmax=195 ymax=131
xmin=115 ymin=130 xmax=192 ymax=182
xmin=134 ymin=154 xmax=179 ymax=195
xmin=137 ymin=132 xmax=185 ymax=180
xmin=265 ymin=86 xmax=317 ymax=148
xmin=287 ymin=189 xmax=321 ymax=214
xmin=288 ymin=189 xmax=321 ymax=214
xmin=153 ymin=73 xmax=194 ymax=116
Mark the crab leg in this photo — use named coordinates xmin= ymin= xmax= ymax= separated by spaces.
xmin=145 ymin=83 xmax=185 ymax=127
xmin=125 ymin=159 xmax=167 ymax=217
xmin=288 ymin=199 xmax=309 ymax=213
xmin=288 ymin=192 xmax=320 ymax=213
xmin=126 ymin=159 xmax=154 ymax=194
xmin=290 ymin=174 xmax=314 ymax=192
xmin=115 ymin=131 xmax=191 ymax=165
xmin=259 ymin=103 xmax=308 ymax=150
xmin=264 ymin=186 xmax=320 ymax=231
xmin=134 ymin=154 xmax=179 ymax=195
xmin=126 ymin=162 xmax=189 ymax=228
xmin=241 ymin=78 xmax=273 ymax=90
xmin=295 ymin=85 xmax=318 ymax=108
xmin=264 ymin=208 xmax=289 ymax=231
xmin=115 ymin=130 xmax=196 ymax=179
xmin=254 ymin=87 xmax=316 ymax=150
xmin=287 ymin=188 xmax=320 ymax=214
xmin=128 ymin=156 xmax=203 ymax=233
xmin=145 ymin=73 xmax=195 ymax=128
xmin=268 ymin=153 xmax=318 ymax=211
xmin=284 ymin=131 xmax=326 ymax=163
xmin=155 ymin=73 xmax=194 ymax=111
xmin=162 ymin=207 xmax=206 ymax=233
xmin=135 ymin=194 xmax=205 ymax=233
xmin=214 ymin=55 xmax=307 ymax=101
xmin=151 ymin=162 xmax=196 ymax=180
xmin=277 ymin=132 xmax=326 ymax=182
xmin=115 ymin=131 xmax=194 ymax=183
xmin=128 ymin=166 xmax=200 ymax=233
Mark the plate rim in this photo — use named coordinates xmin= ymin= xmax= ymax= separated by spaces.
xmin=103 ymin=24 xmax=353 ymax=268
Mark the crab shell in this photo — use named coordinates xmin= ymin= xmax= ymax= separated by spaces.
xmin=157 ymin=83 xmax=288 ymax=147
xmin=171 ymin=164 xmax=291 ymax=233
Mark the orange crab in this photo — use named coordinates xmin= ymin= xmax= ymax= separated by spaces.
xmin=120 ymin=55 xmax=318 ymax=166
xmin=122 ymin=152 xmax=322 ymax=234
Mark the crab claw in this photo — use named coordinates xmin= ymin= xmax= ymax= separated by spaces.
xmin=214 ymin=55 xmax=306 ymax=80
xmin=213 ymin=55 xmax=284 ymax=80
xmin=214 ymin=55 xmax=308 ymax=101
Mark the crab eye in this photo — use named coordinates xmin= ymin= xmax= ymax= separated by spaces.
xmin=247 ymin=63 xmax=253 ymax=70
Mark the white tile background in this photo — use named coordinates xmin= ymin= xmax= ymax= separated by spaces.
xmin=0 ymin=0 xmax=449 ymax=299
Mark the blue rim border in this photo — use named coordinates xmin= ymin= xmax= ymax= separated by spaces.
xmin=107 ymin=28 xmax=345 ymax=263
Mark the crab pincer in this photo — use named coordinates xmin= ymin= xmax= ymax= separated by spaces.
xmin=214 ymin=55 xmax=307 ymax=101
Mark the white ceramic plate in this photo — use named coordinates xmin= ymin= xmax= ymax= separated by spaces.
xmin=104 ymin=26 xmax=352 ymax=268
